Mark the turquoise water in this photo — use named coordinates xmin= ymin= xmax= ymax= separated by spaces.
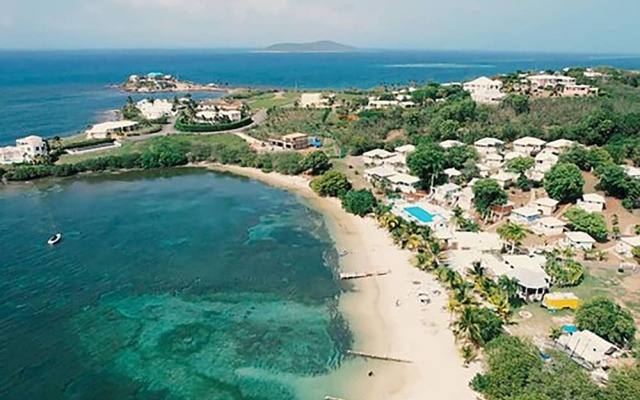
xmin=0 ymin=169 xmax=353 ymax=400
xmin=2 ymin=50 xmax=640 ymax=144
xmin=404 ymin=206 xmax=437 ymax=223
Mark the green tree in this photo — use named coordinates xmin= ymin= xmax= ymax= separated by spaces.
xmin=516 ymin=173 xmax=531 ymax=191
xmin=472 ymin=179 xmax=508 ymax=216
xmin=310 ymin=170 xmax=352 ymax=197
xmin=300 ymin=150 xmax=331 ymax=175
xmin=502 ymin=94 xmax=530 ymax=115
xmin=497 ymin=221 xmax=531 ymax=253
xmin=543 ymin=163 xmax=585 ymax=203
xmin=453 ymin=306 xmax=503 ymax=347
xmin=341 ymin=189 xmax=377 ymax=217
xmin=563 ymin=206 xmax=609 ymax=242
xmin=505 ymin=156 xmax=534 ymax=175
xmin=407 ymin=143 xmax=446 ymax=190
xmin=576 ymin=297 xmax=636 ymax=347
xmin=606 ymin=367 xmax=640 ymax=400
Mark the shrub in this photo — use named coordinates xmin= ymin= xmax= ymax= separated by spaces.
xmin=310 ymin=171 xmax=352 ymax=197
xmin=563 ymin=206 xmax=609 ymax=242
xmin=342 ymin=189 xmax=377 ymax=216
xmin=576 ymin=297 xmax=636 ymax=347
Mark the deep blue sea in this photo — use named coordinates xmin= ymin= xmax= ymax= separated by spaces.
xmin=2 ymin=49 xmax=640 ymax=145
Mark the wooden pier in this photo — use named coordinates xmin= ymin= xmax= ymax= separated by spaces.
xmin=347 ymin=350 xmax=412 ymax=364
xmin=339 ymin=270 xmax=390 ymax=280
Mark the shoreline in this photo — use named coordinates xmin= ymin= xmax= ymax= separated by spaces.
xmin=207 ymin=163 xmax=480 ymax=400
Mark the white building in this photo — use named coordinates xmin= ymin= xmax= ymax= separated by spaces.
xmin=463 ymin=77 xmax=506 ymax=104
xmin=456 ymin=186 xmax=475 ymax=211
xmin=362 ymin=149 xmax=396 ymax=166
xmin=622 ymin=165 xmax=640 ymax=180
xmin=532 ymin=197 xmax=559 ymax=216
xmin=577 ymin=193 xmax=606 ymax=213
xmin=527 ymin=74 xmax=577 ymax=88
xmin=364 ymin=165 xmax=397 ymax=185
xmin=546 ymin=139 xmax=574 ymax=154
xmin=439 ymin=140 xmax=464 ymax=149
xmin=474 ymin=137 xmax=504 ymax=155
xmin=513 ymin=136 xmax=547 ymax=155
xmin=382 ymin=154 xmax=408 ymax=173
xmin=502 ymin=254 xmax=550 ymax=302
xmin=485 ymin=153 xmax=504 ymax=169
xmin=565 ymin=231 xmax=596 ymax=251
xmin=0 ymin=135 xmax=48 ymax=164
xmin=510 ymin=206 xmax=542 ymax=225
xmin=394 ymin=144 xmax=416 ymax=156
xmin=535 ymin=150 xmax=559 ymax=173
xmin=616 ymin=236 xmax=640 ymax=258
xmin=300 ymin=93 xmax=329 ymax=108
xmin=219 ymin=110 xmax=242 ymax=122
xmin=555 ymin=330 xmax=619 ymax=369
xmin=367 ymin=98 xmax=400 ymax=109
xmin=492 ymin=171 xmax=518 ymax=188
xmin=86 ymin=121 xmax=139 ymax=139
xmin=431 ymin=182 xmax=462 ymax=204
xmin=136 ymin=99 xmax=175 ymax=120
xmin=533 ymin=217 xmax=567 ymax=237
xmin=444 ymin=168 xmax=462 ymax=180
xmin=387 ymin=173 xmax=421 ymax=194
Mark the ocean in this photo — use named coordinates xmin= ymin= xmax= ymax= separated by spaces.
xmin=2 ymin=49 xmax=640 ymax=145
xmin=0 ymin=168 xmax=354 ymax=400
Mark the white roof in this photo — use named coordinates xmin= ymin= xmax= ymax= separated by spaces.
xmin=556 ymin=330 xmax=617 ymax=365
xmin=384 ymin=154 xmax=406 ymax=165
xmin=582 ymin=193 xmax=605 ymax=203
xmin=620 ymin=236 xmax=640 ymax=247
xmin=444 ymin=168 xmax=462 ymax=177
xmin=394 ymin=144 xmax=416 ymax=154
xmin=537 ymin=217 xmax=566 ymax=228
xmin=535 ymin=150 xmax=558 ymax=162
xmin=512 ymin=206 xmax=541 ymax=218
xmin=513 ymin=136 xmax=546 ymax=146
xmin=465 ymin=76 xmax=502 ymax=86
xmin=477 ymin=164 xmax=492 ymax=171
xmin=492 ymin=172 xmax=517 ymax=182
xmin=364 ymin=165 xmax=397 ymax=178
xmin=16 ymin=135 xmax=44 ymax=145
xmin=87 ymin=120 xmax=138 ymax=134
xmin=504 ymin=151 xmax=523 ymax=161
xmin=452 ymin=232 xmax=503 ymax=252
xmin=534 ymin=197 xmax=559 ymax=207
xmin=486 ymin=153 xmax=503 ymax=161
xmin=387 ymin=173 xmax=420 ymax=185
xmin=546 ymin=139 xmax=574 ymax=149
xmin=566 ymin=231 xmax=596 ymax=244
xmin=502 ymin=254 xmax=549 ymax=289
xmin=475 ymin=137 xmax=504 ymax=147
xmin=362 ymin=149 xmax=395 ymax=159
xmin=439 ymin=140 xmax=464 ymax=149
xmin=435 ymin=182 xmax=461 ymax=192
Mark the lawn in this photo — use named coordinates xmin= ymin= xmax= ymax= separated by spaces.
xmin=245 ymin=92 xmax=299 ymax=109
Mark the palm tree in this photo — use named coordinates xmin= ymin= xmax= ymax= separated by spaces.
xmin=497 ymin=222 xmax=531 ymax=253
xmin=460 ymin=345 xmax=477 ymax=367
xmin=453 ymin=306 xmax=484 ymax=346
xmin=406 ymin=234 xmax=426 ymax=252
xmin=379 ymin=213 xmax=399 ymax=231
xmin=414 ymin=252 xmax=436 ymax=271
xmin=466 ymin=261 xmax=486 ymax=284
xmin=488 ymin=289 xmax=512 ymax=323
xmin=452 ymin=206 xmax=467 ymax=230
xmin=498 ymin=275 xmax=520 ymax=305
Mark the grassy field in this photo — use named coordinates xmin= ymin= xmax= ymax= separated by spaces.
xmin=245 ymin=92 xmax=299 ymax=109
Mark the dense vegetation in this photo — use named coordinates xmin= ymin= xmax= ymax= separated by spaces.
xmin=563 ymin=206 xmax=610 ymax=242
xmin=174 ymin=114 xmax=253 ymax=132
xmin=575 ymin=297 xmax=636 ymax=347
xmin=543 ymin=163 xmax=585 ymax=203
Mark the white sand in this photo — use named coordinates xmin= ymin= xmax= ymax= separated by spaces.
xmin=206 ymin=164 xmax=480 ymax=400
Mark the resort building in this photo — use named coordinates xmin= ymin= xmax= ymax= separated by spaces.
xmin=363 ymin=149 xmax=396 ymax=166
xmin=622 ymin=165 xmax=640 ymax=180
xmin=503 ymin=151 xmax=523 ymax=162
xmin=439 ymin=140 xmax=464 ymax=149
xmin=509 ymin=206 xmax=542 ymax=225
xmin=462 ymin=77 xmax=506 ymax=104
xmin=455 ymin=186 xmax=475 ymax=211
xmin=543 ymin=292 xmax=580 ymax=310
xmin=86 ymin=120 xmax=139 ymax=139
xmin=0 ymin=135 xmax=48 ymax=164
xmin=616 ymin=235 xmax=640 ymax=258
xmin=474 ymin=137 xmax=504 ymax=155
xmin=394 ymin=201 xmax=452 ymax=235
xmin=485 ymin=153 xmax=504 ymax=169
xmin=477 ymin=163 xmax=492 ymax=178
xmin=492 ymin=171 xmax=518 ymax=189
xmin=532 ymin=197 xmax=559 ymax=216
xmin=430 ymin=182 xmax=462 ymax=204
xmin=577 ymin=193 xmax=606 ymax=213
xmin=136 ymin=99 xmax=175 ymax=120
xmin=382 ymin=154 xmax=409 ymax=174
xmin=364 ymin=165 xmax=397 ymax=184
xmin=394 ymin=144 xmax=416 ymax=156
xmin=513 ymin=136 xmax=547 ymax=155
xmin=269 ymin=133 xmax=310 ymax=150
xmin=563 ymin=84 xmax=598 ymax=97
xmin=555 ymin=330 xmax=619 ymax=369
xmin=534 ymin=150 xmax=559 ymax=173
xmin=387 ymin=173 xmax=421 ymax=194
xmin=546 ymin=139 xmax=574 ymax=154
xmin=300 ymin=93 xmax=330 ymax=108
xmin=502 ymin=254 xmax=550 ymax=302
xmin=527 ymin=74 xmax=577 ymax=88
xmin=532 ymin=216 xmax=567 ymax=237
xmin=565 ymin=231 xmax=596 ymax=251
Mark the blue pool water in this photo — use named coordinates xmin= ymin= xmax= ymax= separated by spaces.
xmin=404 ymin=206 xmax=438 ymax=223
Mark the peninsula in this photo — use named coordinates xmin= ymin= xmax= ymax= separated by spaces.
xmin=262 ymin=40 xmax=356 ymax=53
xmin=120 ymin=72 xmax=227 ymax=93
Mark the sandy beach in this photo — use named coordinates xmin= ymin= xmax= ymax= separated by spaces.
xmin=207 ymin=164 xmax=480 ymax=400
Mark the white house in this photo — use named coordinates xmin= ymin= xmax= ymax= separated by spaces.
xmin=362 ymin=149 xmax=396 ymax=166
xmin=136 ymin=99 xmax=175 ymax=120
xmin=387 ymin=173 xmax=421 ymax=194
xmin=300 ymin=93 xmax=330 ymax=108
xmin=577 ymin=193 xmax=606 ymax=213
xmin=444 ymin=168 xmax=463 ymax=181
xmin=504 ymin=151 xmax=523 ymax=162
xmin=555 ymin=330 xmax=619 ymax=369
xmin=485 ymin=153 xmax=504 ymax=169
xmin=492 ymin=171 xmax=518 ymax=189
xmin=463 ymin=77 xmax=506 ymax=104
xmin=622 ymin=165 xmax=640 ymax=180
xmin=513 ymin=136 xmax=547 ymax=155
xmin=502 ymin=254 xmax=550 ymax=302
xmin=394 ymin=144 xmax=416 ymax=156
xmin=527 ymin=74 xmax=576 ymax=88
xmin=86 ymin=120 xmax=139 ymax=139
xmin=565 ymin=231 xmax=596 ymax=251
xmin=367 ymin=98 xmax=400 ymax=109
xmin=546 ymin=139 xmax=574 ymax=154
xmin=364 ymin=165 xmax=397 ymax=184
xmin=456 ymin=186 xmax=475 ymax=211
xmin=510 ymin=206 xmax=542 ymax=225
xmin=535 ymin=150 xmax=559 ymax=173
xmin=382 ymin=154 xmax=408 ymax=173
xmin=431 ymin=182 xmax=462 ymax=204
xmin=532 ymin=197 xmax=559 ymax=216
xmin=533 ymin=217 xmax=567 ymax=237
xmin=0 ymin=135 xmax=48 ymax=164
xmin=477 ymin=163 xmax=492 ymax=178
xmin=474 ymin=137 xmax=504 ymax=155
xmin=439 ymin=140 xmax=464 ymax=149
xmin=616 ymin=236 xmax=640 ymax=258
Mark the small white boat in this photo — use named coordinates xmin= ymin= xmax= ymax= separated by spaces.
xmin=47 ymin=233 xmax=62 ymax=246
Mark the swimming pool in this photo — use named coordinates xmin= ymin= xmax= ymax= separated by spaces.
xmin=404 ymin=206 xmax=439 ymax=223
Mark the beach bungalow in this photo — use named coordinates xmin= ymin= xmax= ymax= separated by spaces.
xmin=492 ymin=171 xmax=518 ymax=189
xmin=474 ymin=137 xmax=504 ymax=155
xmin=363 ymin=165 xmax=397 ymax=184
xmin=532 ymin=197 xmax=559 ymax=216
xmin=543 ymin=292 xmax=579 ymax=310
xmin=387 ymin=173 xmax=421 ymax=194
xmin=616 ymin=235 xmax=640 ymax=257
xmin=533 ymin=216 xmax=567 ymax=237
xmin=439 ymin=140 xmax=464 ymax=149
xmin=485 ymin=153 xmax=504 ymax=168
xmin=502 ymin=254 xmax=550 ymax=302
xmin=362 ymin=149 xmax=396 ymax=166
xmin=513 ymin=136 xmax=547 ymax=155
xmin=534 ymin=150 xmax=559 ymax=173
xmin=546 ymin=139 xmax=574 ymax=154
xmin=430 ymin=182 xmax=461 ymax=203
xmin=555 ymin=330 xmax=619 ymax=369
xmin=86 ymin=120 xmax=139 ymax=139
xmin=509 ymin=206 xmax=541 ymax=225
xmin=269 ymin=133 xmax=310 ymax=150
xmin=565 ymin=231 xmax=596 ymax=251
xmin=577 ymin=193 xmax=606 ymax=213
xmin=394 ymin=144 xmax=416 ymax=156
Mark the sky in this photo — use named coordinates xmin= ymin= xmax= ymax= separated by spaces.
xmin=1 ymin=0 xmax=639 ymax=53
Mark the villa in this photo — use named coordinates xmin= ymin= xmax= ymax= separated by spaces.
xmin=492 ymin=171 xmax=518 ymax=188
xmin=577 ymin=193 xmax=606 ymax=213
xmin=555 ymin=330 xmax=619 ymax=369
xmin=532 ymin=197 xmax=559 ymax=216
xmin=565 ymin=231 xmax=596 ymax=251
xmin=509 ymin=206 xmax=541 ymax=225
xmin=394 ymin=201 xmax=452 ymax=235
xmin=382 ymin=154 xmax=409 ymax=173
xmin=269 ymin=133 xmax=310 ymax=150
xmin=439 ymin=140 xmax=464 ymax=149
xmin=300 ymin=93 xmax=331 ymax=108
xmin=563 ymin=84 xmax=598 ymax=97
xmin=455 ymin=186 xmax=475 ymax=211
xmin=477 ymin=163 xmax=492 ymax=177
xmin=616 ymin=235 xmax=640 ymax=257
xmin=546 ymin=139 xmax=574 ymax=154
xmin=0 ymin=135 xmax=48 ymax=164
xmin=430 ymin=182 xmax=462 ymax=204
xmin=533 ymin=216 xmax=567 ymax=237
xmin=387 ymin=173 xmax=421 ymax=194
xmin=136 ymin=99 xmax=175 ymax=120
xmin=474 ymin=137 xmax=504 ymax=155
xmin=513 ymin=136 xmax=546 ymax=155
xmin=502 ymin=254 xmax=550 ymax=302
xmin=527 ymin=74 xmax=577 ymax=88
xmin=364 ymin=165 xmax=397 ymax=184
xmin=462 ymin=77 xmax=506 ymax=104
xmin=534 ymin=150 xmax=559 ymax=173
xmin=363 ymin=149 xmax=396 ymax=166
xmin=195 ymin=109 xmax=242 ymax=123
xmin=485 ymin=153 xmax=504 ymax=168
xmin=86 ymin=120 xmax=139 ymax=139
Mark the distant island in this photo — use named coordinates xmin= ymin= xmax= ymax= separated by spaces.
xmin=119 ymin=72 xmax=227 ymax=93
xmin=262 ymin=40 xmax=356 ymax=53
